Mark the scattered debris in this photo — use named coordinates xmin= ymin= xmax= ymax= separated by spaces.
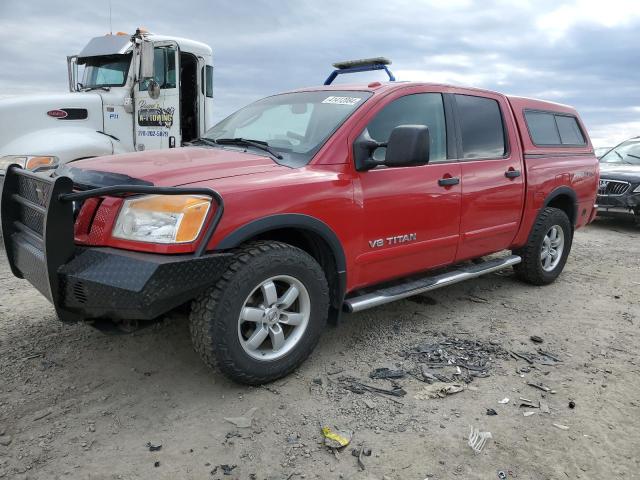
xmin=312 ymin=377 xmax=323 ymax=385
xmin=568 ymin=401 xmax=576 ymax=409
xmin=498 ymin=398 xmax=510 ymax=404
xmin=351 ymin=446 xmax=372 ymax=470
xmin=212 ymin=464 xmax=238 ymax=475
xmin=146 ymin=442 xmax=162 ymax=452
xmin=468 ymin=425 xmax=492 ymax=453
xmin=33 ymin=410 xmax=53 ymax=422
xmin=527 ymin=382 xmax=552 ymax=392
xmin=537 ymin=349 xmax=562 ymax=363
xmin=369 ymin=367 xmax=406 ymax=380
xmin=553 ymin=423 xmax=570 ymax=431
xmin=510 ymin=351 xmax=535 ymax=364
xmin=321 ymin=426 xmax=352 ymax=450
xmin=540 ymin=401 xmax=551 ymax=414
xmin=498 ymin=471 xmax=507 ymax=479
xmin=523 ymin=411 xmax=536 ymax=417
xmin=415 ymin=382 xmax=465 ymax=400
xmin=154 ymin=461 xmax=160 ymax=468
xmin=224 ymin=407 xmax=258 ymax=428
xmin=466 ymin=295 xmax=489 ymax=304
xmin=339 ymin=376 xmax=406 ymax=398
xmin=519 ymin=398 xmax=539 ymax=409
xmin=530 ymin=335 xmax=544 ymax=344
xmin=486 ymin=408 xmax=498 ymax=416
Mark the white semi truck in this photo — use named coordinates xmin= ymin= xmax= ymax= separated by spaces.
xmin=0 ymin=29 xmax=214 ymax=171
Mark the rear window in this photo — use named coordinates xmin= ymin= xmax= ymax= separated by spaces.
xmin=524 ymin=110 xmax=586 ymax=146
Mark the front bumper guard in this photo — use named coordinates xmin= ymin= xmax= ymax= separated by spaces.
xmin=1 ymin=165 xmax=227 ymax=323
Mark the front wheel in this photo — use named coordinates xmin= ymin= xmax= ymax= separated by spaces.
xmin=189 ymin=241 xmax=329 ymax=385
xmin=514 ymin=207 xmax=573 ymax=285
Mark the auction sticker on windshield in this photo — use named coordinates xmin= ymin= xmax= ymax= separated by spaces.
xmin=322 ymin=96 xmax=362 ymax=106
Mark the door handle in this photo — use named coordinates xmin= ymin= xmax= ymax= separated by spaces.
xmin=505 ymin=169 xmax=521 ymax=179
xmin=438 ymin=177 xmax=460 ymax=187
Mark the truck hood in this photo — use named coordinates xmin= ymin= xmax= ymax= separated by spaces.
xmin=0 ymin=92 xmax=103 ymax=156
xmin=64 ymin=146 xmax=283 ymax=187
xmin=599 ymin=163 xmax=640 ymax=183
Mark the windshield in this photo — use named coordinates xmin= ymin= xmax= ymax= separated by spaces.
xmin=600 ymin=138 xmax=640 ymax=165
xmin=203 ymin=91 xmax=372 ymax=166
xmin=79 ymin=53 xmax=132 ymax=88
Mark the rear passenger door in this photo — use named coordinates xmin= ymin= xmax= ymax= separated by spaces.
xmin=452 ymin=93 xmax=525 ymax=261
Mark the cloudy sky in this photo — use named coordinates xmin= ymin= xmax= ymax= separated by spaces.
xmin=1 ymin=0 xmax=639 ymax=146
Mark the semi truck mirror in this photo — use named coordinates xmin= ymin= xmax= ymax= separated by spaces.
xmin=140 ymin=41 xmax=155 ymax=79
xmin=147 ymin=80 xmax=161 ymax=100
xmin=384 ymin=125 xmax=430 ymax=168
xmin=353 ymin=130 xmax=385 ymax=171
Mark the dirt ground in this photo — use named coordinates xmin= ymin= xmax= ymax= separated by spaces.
xmin=0 ymin=216 xmax=638 ymax=480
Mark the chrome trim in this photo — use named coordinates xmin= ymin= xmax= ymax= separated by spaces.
xmin=344 ymin=255 xmax=522 ymax=313
xmin=597 ymin=179 xmax=631 ymax=197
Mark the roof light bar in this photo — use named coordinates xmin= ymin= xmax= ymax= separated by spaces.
xmin=324 ymin=57 xmax=395 ymax=85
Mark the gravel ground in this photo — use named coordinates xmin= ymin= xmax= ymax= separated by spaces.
xmin=0 ymin=217 xmax=638 ymax=480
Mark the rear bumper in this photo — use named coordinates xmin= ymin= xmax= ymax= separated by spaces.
xmin=1 ymin=165 xmax=227 ymax=323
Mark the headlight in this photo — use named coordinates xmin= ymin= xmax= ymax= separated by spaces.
xmin=0 ymin=155 xmax=59 ymax=171
xmin=112 ymin=195 xmax=211 ymax=244
xmin=634 ymin=185 xmax=640 ymax=193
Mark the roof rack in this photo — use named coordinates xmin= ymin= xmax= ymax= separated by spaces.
xmin=324 ymin=57 xmax=395 ymax=85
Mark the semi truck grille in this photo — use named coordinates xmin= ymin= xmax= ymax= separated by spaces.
xmin=598 ymin=179 xmax=630 ymax=196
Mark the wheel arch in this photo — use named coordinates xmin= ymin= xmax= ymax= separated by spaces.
xmin=543 ymin=187 xmax=578 ymax=226
xmin=215 ymin=214 xmax=347 ymax=322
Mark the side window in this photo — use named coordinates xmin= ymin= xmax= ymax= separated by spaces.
xmin=455 ymin=94 xmax=506 ymax=159
xmin=555 ymin=115 xmax=585 ymax=145
xmin=139 ymin=47 xmax=177 ymax=91
xmin=205 ymin=65 xmax=214 ymax=98
xmin=366 ymin=93 xmax=447 ymax=163
xmin=524 ymin=111 xmax=586 ymax=146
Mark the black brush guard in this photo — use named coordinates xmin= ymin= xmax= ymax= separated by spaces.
xmin=1 ymin=165 xmax=231 ymax=323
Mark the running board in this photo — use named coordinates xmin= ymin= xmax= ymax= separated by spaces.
xmin=344 ymin=255 xmax=521 ymax=313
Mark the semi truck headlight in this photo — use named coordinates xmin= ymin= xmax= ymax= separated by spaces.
xmin=633 ymin=185 xmax=640 ymax=193
xmin=112 ymin=195 xmax=211 ymax=244
xmin=0 ymin=155 xmax=58 ymax=171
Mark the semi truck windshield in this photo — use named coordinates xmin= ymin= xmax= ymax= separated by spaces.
xmin=79 ymin=53 xmax=132 ymax=88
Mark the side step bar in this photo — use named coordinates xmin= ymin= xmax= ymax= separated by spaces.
xmin=344 ymin=255 xmax=521 ymax=313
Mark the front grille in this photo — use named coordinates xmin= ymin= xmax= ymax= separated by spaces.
xmin=598 ymin=179 xmax=630 ymax=196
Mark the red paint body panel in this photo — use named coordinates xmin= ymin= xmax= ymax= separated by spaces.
xmin=71 ymin=81 xmax=599 ymax=296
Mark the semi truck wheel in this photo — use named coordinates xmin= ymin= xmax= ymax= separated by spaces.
xmin=189 ymin=241 xmax=329 ymax=385
xmin=514 ymin=207 xmax=573 ymax=285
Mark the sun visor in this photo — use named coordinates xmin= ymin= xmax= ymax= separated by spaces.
xmin=78 ymin=35 xmax=132 ymax=58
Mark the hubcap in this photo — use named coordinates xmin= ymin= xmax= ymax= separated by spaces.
xmin=540 ymin=225 xmax=565 ymax=272
xmin=237 ymin=275 xmax=311 ymax=361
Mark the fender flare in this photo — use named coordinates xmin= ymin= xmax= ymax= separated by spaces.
xmin=542 ymin=186 xmax=578 ymax=225
xmin=215 ymin=214 xmax=347 ymax=314
xmin=216 ymin=213 xmax=346 ymax=273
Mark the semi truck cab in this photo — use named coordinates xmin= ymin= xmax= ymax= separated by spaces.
xmin=0 ymin=29 xmax=214 ymax=170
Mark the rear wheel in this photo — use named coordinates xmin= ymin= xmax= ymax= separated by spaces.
xmin=189 ymin=241 xmax=329 ymax=385
xmin=514 ymin=207 xmax=573 ymax=285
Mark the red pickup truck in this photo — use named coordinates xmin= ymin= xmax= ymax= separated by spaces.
xmin=1 ymin=68 xmax=598 ymax=384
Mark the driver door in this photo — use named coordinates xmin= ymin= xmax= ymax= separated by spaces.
xmin=134 ymin=41 xmax=180 ymax=151
xmin=353 ymin=91 xmax=462 ymax=287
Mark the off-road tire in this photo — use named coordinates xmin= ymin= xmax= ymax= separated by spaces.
xmin=189 ymin=241 xmax=329 ymax=385
xmin=513 ymin=207 xmax=573 ymax=285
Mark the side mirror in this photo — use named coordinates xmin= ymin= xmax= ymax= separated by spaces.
xmin=140 ymin=40 xmax=155 ymax=79
xmin=353 ymin=125 xmax=430 ymax=171
xmin=385 ymin=125 xmax=430 ymax=168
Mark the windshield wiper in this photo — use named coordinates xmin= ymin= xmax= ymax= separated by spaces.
xmin=192 ymin=137 xmax=218 ymax=148
xmin=81 ymin=86 xmax=111 ymax=92
xmin=214 ymin=138 xmax=283 ymax=160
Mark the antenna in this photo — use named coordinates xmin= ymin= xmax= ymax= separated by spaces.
xmin=108 ymin=0 xmax=113 ymax=34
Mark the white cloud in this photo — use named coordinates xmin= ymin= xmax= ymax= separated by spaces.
xmin=536 ymin=0 xmax=640 ymax=40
